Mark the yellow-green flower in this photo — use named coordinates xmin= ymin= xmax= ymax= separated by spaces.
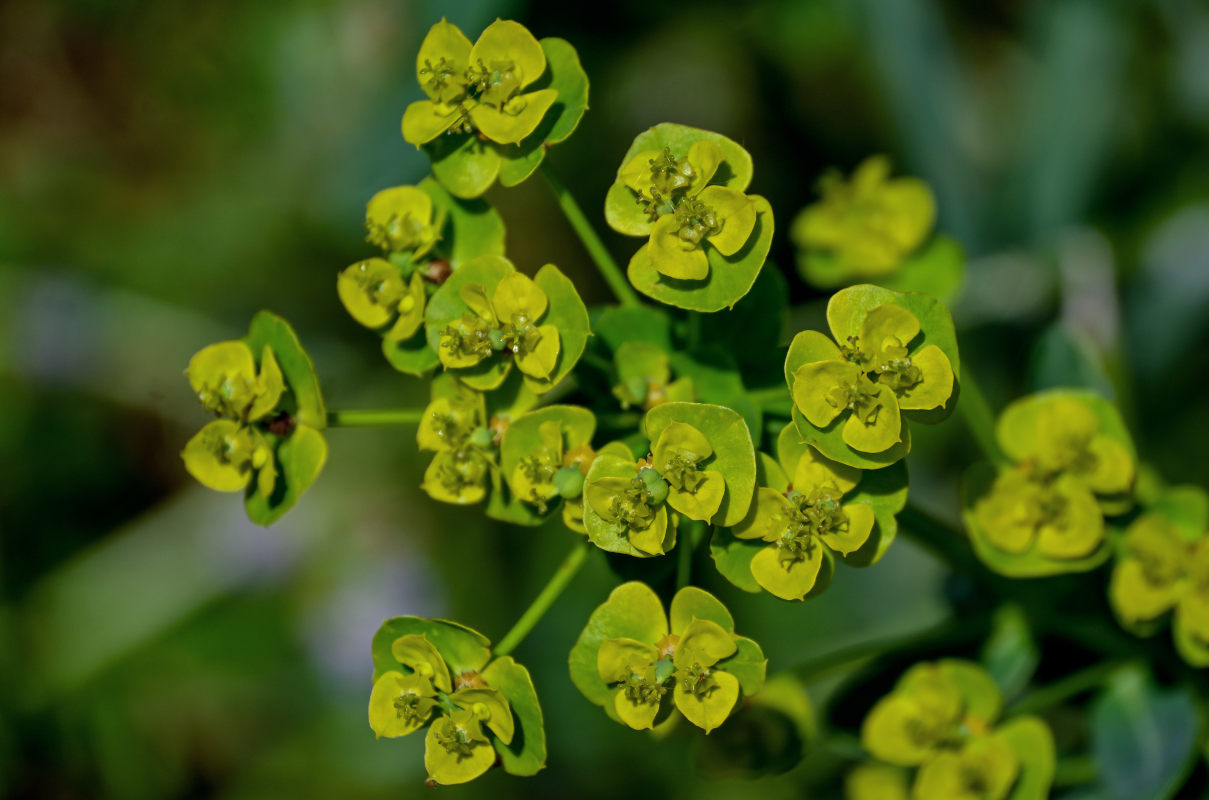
xmin=1110 ymin=514 xmax=1209 ymax=661
xmin=791 ymin=305 xmax=954 ymax=454
xmin=617 ymin=141 xmax=757 ymax=280
xmin=368 ymin=632 xmax=515 ymax=785
xmin=732 ymin=447 xmax=874 ymax=600
xmin=337 ymin=258 xmax=427 ymax=341
xmin=597 ymin=618 xmax=739 ymax=733
xmin=651 ymin=421 xmax=726 ymax=521
xmin=186 ymin=340 xmax=283 ymax=422
xmin=1003 ymin=395 xmax=1134 ymax=497
xmin=585 ymin=460 xmax=673 ymax=556
xmin=181 ymin=419 xmax=276 ymax=496
xmin=846 ymin=763 xmax=909 ymax=800
xmin=791 ymin=155 xmax=934 ymax=279
xmin=973 ymin=467 xmax=1104 ymax=560
xmin=438 ymin=272 xmax=560 ymax=383
xmin=402 ymin=19 xmax=558 ymax=147
xmin=364 ymin=185 xmax=441 ymax=257
xmin=912 ymin=734 xmax=1020 ymax=800
xmin=862 ymin=663 xmax=970 ymax=766
xmin=511 ymin=420 xmax=594 ymax=515
xmin=417 ymin=393 xmax=493 ymax=505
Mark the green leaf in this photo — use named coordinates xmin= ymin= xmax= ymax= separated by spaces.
xmin=627 ymin=196 xmax=774 ymax=312
xmin=1027 ymin=323 xmax=1115 ymax=399
xmin=244 ymin=424 xmax=327 ymax=526
xmin=695 ymin=673 xmax=812 ymax=779
xmin=591 ymin=305 xmax=673 ymax=352
xmin=424 ymin=134 xmax=503 ymax=200
xmin=790 ymin=406 xmax=911 ymax=470
xmin=1090 ymin=666 xmax=1200 ymax=800
xmin=670 ymin=586 xmax=734 ymax=634
xmin=381 ymin=334 xmax=439 ymax=377
xmin=644 ymin=402 xmax=757 ymax=527
xmin=531 ymin=38 xmax=589 ymax=145
xmin=719 ymin=635 xmax=766 ymax=695
xmin=709 ymin=526 xmax=763 ymax=594
xmin=669 ymin=350 xmax=761 ymax=439
xmin=842 ymin=460 xmax=909 ymax=567
xmin=963 ymin=462 xmax=1113 ymax=577
xmin=698 ymin=264 xmax=789 ymax=385
xmin=881 ymin=235 xmax=965 ymax=301
xmin=569 ymin=581 xmax=667 ymax=718
xmin=530 ymin=263 xmax=591 ymax=392
xmin=371 ymin=617 xmax=492 ymax=680
xmin=825 ymin=283 xmax=961 ymax=424
xmin=1147 ymin=485 xmax=1209 ymax=544
xmin=483 ymin=656 xmax=547 ymax=777
xmin=498 ymin=141 xmax=546 ymax=187
xmin=998 ymin=716 xmax=1056 ymax=800
xmin=243 ymin=311 xmax=326 ymax=428
xmin=500 ymin=406 xmax=595 ymax=482
xmin=420 ymin=177 xmax=506 ymax=267
xmin=980 ymin=605 xmax=1039 ymax=702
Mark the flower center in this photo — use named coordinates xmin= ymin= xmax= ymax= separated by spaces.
xmin=393 ymin=691 xmax=430 ymax=724
xmin=774 ymin=487 xmax=848 ymax=566
xmin=825 ymin=374 xmax=883 ymax=424
xmin=673 ymin=196 xmax=721 ymax=246
xmin=677 ymin=662 xmax=715 ymax=698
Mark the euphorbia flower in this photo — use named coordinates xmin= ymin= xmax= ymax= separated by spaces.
xmin=861 ymin=662 xmax=994 ymax=767
xmin=364 ymin=185 xmax=441 ymax=258
xmin=732 ymin=447 xmax=874 ymax=599
xmin=791 ymin=304 xmax=954 ymax=453
xmin=973 ymin=468 xmax=1103 ymax=560
xmin=181 ymin=419 xmax=276 ymax=496
xmin=186 ymin=340 xmax=283 ymax=423
xmin=417 ymin=393 xmax=493 ymax=505
xmin=597 ymin=616 xmax=740 ymax=733
xmin=1005 ymin=395 xmax=1133 ymax=497
xmin=650 ymin=421 xmax=725 ymax=521
xmin=402 ymin=19 xmax=557 ymax=147
xmin=338 ymin=258 xmax=427 ymax=341
xmin=368 ymin=632 xmax=515 ymax=785
xmin=585 ymin=460 xmax=672 ymax=556
xmin=438 ymin=272 xmax=560 ymax=384
xmin=1110 ymin=514 xmax=1209 ymax=662
xmin=790 ymin=155 xmax=934 ymax=278
xmin=617 ymin=141 xmax=756 ymax=280
xmin=912 ymin=735 xmax=1019 ymax=800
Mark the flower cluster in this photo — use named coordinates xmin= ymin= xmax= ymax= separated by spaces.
xmin=786 ymin=284 xmax=958 ymax=468
xmin=582 ymin=403 xmax=756 ymax=557
xmin=1108 ymin=488 xmax=1209 ymax=666
xmin=964 ymin=390 xmax=1136 ymax=577
xmin=401 ymin=19 xmax=588 ymax=199
xmin=790 ymin=155 xmax=935 ymax=285
xmin=570 ymin=583 xmax=766 ymax=734
xmin=369 ymin=617 xmax=545 ymax=785
xmin=605 ymin=123 xmax=774 ymax=311
xmin=181 ymin=312 xmax=328 ymax=525
xmin=851 ymin=660 xmax=1054 ymax=800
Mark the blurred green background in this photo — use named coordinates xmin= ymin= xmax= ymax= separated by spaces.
xmin=3 ymin=0 xmax=1209 ymax=796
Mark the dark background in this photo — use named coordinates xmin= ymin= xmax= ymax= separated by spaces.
xmin=2 ymin=0 xmax=1208 ymax=796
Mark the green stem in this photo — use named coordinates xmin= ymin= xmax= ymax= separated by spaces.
xmin=956 ymin=366 xmax=1007 ymax=467
xmin=325 ymin=408 xmax=425 ymax=427
xmin=1008 ymin=659 xmax=1124 ymax=717
xmin=494 ymin=541 xmax=591 ymax=657
xmin=540 ymin=161 xmax=641 ymax=308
